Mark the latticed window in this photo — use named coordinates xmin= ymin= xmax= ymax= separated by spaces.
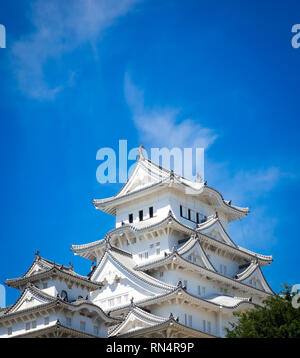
xmin=94 ymin=325 xmax=99 ymax=335
xmin=66 ymin=317 xmax=72 ymax=327
xmin=80 ymin=321 xmax=86 ymax=331
xmin=7 ymin=327 xmax=12 ymax=335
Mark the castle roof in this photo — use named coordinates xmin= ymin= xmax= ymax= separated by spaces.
xmin=109 ymin=305 xmax=215 ymax=338
xmin=5 ymin=254 xmax=101 ymax=291
xmin=93 ymin=156 xmax=249 ymax=222
xmin=71 ymin=211 xmax=272 ymax=265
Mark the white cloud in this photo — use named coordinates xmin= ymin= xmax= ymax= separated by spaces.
xmin=124 ymin=73 xmax=218 ymax=149
xmin=11 ymin=0 xmax=140 ymax=99
xmin=124 ymin=74 xmax=291 ymax=248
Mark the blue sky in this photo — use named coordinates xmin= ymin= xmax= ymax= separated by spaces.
xmin=0 ymin=0 xmax=300 ymax=306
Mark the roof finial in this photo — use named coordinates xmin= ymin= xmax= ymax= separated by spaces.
xmin=35 ymin=250 xmax=40 ymax=257
xmin=170 ymin=170 xmax=174 ymax=181
xmin=69 ymin=261 xmax=74 ymax=271
xmin=130 ymin=296 xmax=135 ymax=308
xmin=138 ymin=144 xmax=144 ymax=161
xmin=104 ymin=236 xmax=111 ymax=250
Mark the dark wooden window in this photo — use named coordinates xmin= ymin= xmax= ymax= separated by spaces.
xmin=129 ymin=213 xmax=133 ymax=223
xmin=188 ymin=209 xmax=191 ymax=220
xmin=139 ymin=210 xmax=143 ymax=221
xmin=180 ymin=205 xmax=183 ymax=217
xmin=196 ymin=212 xmax=199 ymax=224
xmin=149 ymin=206 xmax=153 ymax=218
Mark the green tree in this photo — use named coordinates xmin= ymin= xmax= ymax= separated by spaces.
xmin=225 ymin=284 xmax=300 ymax=338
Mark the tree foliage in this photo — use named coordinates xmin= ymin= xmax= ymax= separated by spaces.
xmin=225 ymin=284 xmax=300 ymax=338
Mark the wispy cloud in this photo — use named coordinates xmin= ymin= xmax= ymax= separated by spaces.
xmin=124 ymin=74 xmax=292 ymax=248
xmin=124 ymin=73 xmax=218 ymax=149
xmin=11 ymin=0 xmax=140 ymax=100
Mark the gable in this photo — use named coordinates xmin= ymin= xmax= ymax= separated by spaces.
xmin=8 ymin=289 xmax=53 ymax=314
xmin=91 ymin=253 xmax=168 ymax=299
xmin=24 ymin=261 xmax=50 ymax=278
xmin=110 ymin=308 xmax=166 ymax=336
xmin=200 ymin=220 xmax=236 ymax=247
xmin=243 ymin=267 xmax=273 ymax=294
xmin=119 ymin=162 xmax=162 ymax=197
xmin=181 ymin=243 xmax=214 ymax=271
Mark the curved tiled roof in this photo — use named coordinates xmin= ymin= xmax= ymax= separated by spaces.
xmin=134 ymin=243 xmax=273 ymax=297
xmin=90 ymin=244 xmax=176 ymax=292
xmin=1 ymin=284 xmax=118 ymax=323
xmin=6 ymin=265 xmax=101 ymax=290
xmin=109 ymin=305 xmax=216 ymax=338
xmin=93 ymin=158 xmax=249 ymax=220
xmin=71 ymin=211 xmax=272 ymax=266
xmin=135 ymin=236 xmax=216 ymax=272
xmin=108 ymin=286 xmax=254 ymax=317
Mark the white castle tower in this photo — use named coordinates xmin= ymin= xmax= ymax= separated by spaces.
xmin=0 ymin=149 xmax=274 ymax=338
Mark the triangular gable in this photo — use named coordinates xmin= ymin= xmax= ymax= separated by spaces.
xmin=117 ymin=160 xmax=166 ymax=197
xmin=179 ymin=239 xmax=215 ymax=271
xmin=199 ymin=219 xmax=236 ymax=247
xmin=241 ymin=266 xmax=274 ymax=294
xmin=6 ymin=286 xmax=55 ymax=314
xmin=91 ymin=252 xmax=171 ymax=296
xmin=24 ymin=260 xmax=52 ymax=278
xmin=110 ymin=307 xmax=166 ymax=336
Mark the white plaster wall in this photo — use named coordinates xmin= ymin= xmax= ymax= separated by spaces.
xmin=36 ymin=278 xmax=90 ymax=302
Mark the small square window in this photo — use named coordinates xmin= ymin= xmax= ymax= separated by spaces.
xmin=32 ymin=320 xmax=37 ymax=329
xmin=7 ymin=327 xmax=12 ymax=335
xmin=25 ymin=322 xmax=30 ymax=331
xmin=129 ymin=213 xmax=133 ymax=223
